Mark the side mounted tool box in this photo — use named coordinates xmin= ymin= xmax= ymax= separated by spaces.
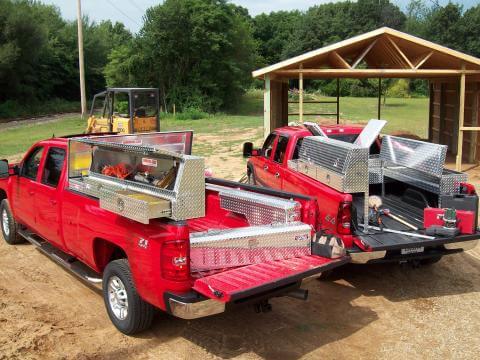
xmin=68 ymin=131 xmax=205 ymax=223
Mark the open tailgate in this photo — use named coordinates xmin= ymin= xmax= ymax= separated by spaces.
xmin=193 ymin=255 xmax=348 ymax=302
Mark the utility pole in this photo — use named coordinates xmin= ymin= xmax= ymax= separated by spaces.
xmin=76 ymin=0 xmax=87 ymax=118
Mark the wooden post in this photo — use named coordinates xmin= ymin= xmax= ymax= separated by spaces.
xmin=336 ymin=78 xmax=340 ymax=124
xmin=377 ymin=78 xmax=382 ymax=120
xmin=264 ymin=75 xmax=271 ymax=138
xmin=76 ymin=0 xmax=87 ymax=119
xmin=299 ymin=64 xmax=304 ymax=122
xmin=456 ymin=67 xmax=466 ymax=171
xmin=173 ymin=104 xmax=176 ymax=117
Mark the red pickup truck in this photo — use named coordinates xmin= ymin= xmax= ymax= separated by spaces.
xmin=0 ymin=132 xmax=348 ymax=335
xmin=244 ymin=123 xmax=480 ymax=266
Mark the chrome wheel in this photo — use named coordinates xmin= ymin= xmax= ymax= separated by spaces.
xmin=108 ymin=276 xmax=129 ymax=320
xmin=2 ymin=208 xmax=9 ymax=237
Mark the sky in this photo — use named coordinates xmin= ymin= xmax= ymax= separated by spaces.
xmin=42 ymin=0 xmax=478 ymax=33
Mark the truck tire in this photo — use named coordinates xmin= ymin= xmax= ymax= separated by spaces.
xmin=103 ymin=259 xmax=154 ymax=335
xmin=247 ymin=167 xmax=256 ymax=185
xmin=0 ymin=200 xmax=24 ymax=245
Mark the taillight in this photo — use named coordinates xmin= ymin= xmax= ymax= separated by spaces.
xmin=337 ymin=202 xmax=352 ymax=235
xmin=161 ymin=240 xmax=189 ymax=281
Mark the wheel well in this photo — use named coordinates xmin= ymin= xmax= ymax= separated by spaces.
xmin=0 ymin=189 xmax=6 ymax=202
xmin=93 ymin=238 xmax=127 ymax=272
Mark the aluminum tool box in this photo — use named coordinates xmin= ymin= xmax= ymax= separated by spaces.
xmin=380 ymin=136 xmax=467 ymax=205
xmin=67 ymin=131 xmax=205 ymax=223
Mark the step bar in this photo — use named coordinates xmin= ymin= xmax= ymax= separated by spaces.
xmin=17 ymin=229 xmax=103 ymax=290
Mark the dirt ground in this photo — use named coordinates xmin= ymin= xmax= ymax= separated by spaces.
xmin=1 ymin=128 xmax=480 ymax=359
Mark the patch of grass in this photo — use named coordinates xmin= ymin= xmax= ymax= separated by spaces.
xmin=0 ymin=116 xmax=84 ymax=157
xmin=289 ymin=95 xmax=430 ymax=138
xmin=0 ymin=91 xmax=431 ymax=159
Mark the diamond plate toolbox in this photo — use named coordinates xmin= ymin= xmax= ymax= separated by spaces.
xmin=100 ymin=190 xmax=171 ymax=224
xmin=189 ymin=222 xmax=312 ymax=271
xmin=298 ymin=136 xmax=369 ymax=193
xmin=207 ymin=185 xmax=301 ymax=225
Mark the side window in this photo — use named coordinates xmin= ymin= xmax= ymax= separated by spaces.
xmin=42 ymin=148 xmax=66 ymax=187
xmin=292 ymin=138 xmax=304 ymax=160
xmin=262 ymin=134 xmax=276 ymax=159
xmin=22 ymin=147 xmax=44 ymax=180
xmin=274 ymin=136 xmax=289 ymax=163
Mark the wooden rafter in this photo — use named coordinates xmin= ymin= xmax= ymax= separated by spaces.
xmin=414 ymin=51 xmax=434 ymax=69
xmin=328 ymin=51 xmax=351 ymax=69
xmin=351 ymin=39 xmax=378 ymax=69
xmin=385 ymin=36 xmax=414 ymax=69
xmin=375 ymin=39 xmax=407 ymax=69
xmin=273 ymin=69 xmax=480 ymax=78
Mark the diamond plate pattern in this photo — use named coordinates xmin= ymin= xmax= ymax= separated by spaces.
xmin=298 ymin=136 xmax=369 ymax=193
xmin=380 ymin=136 xmax=447 ymax=177
xmin=190 ymin=222 xmax=312 ymax=271
xmin=100 ymin=190 xmax=171 ymax=224
xmin=206 ymin=185 xmax=300 ymax=225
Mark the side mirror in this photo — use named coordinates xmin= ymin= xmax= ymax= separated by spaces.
xmin=243 ymin=142 xmax=254 ymax=158
xmin=0 ymin=160 xmax=9 ymax=179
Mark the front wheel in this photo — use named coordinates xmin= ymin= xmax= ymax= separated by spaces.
xmin=103 ymin=259 xmax=154 ymax=335
xmin=0 ymin=200 xmax=24 ymax=245
xmin=247 ymin=169 xmax=256 ymax=185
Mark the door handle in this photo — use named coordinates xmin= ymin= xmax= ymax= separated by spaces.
xmin=28 ymin=191 xmax=34 ymax=196
xmin=50 ymin=199 xmax=57 ymax=205
xmin=263 ymin=165 xmax=269 ymax=171
xmin=275 ymin=172 xmax=280 ymax=178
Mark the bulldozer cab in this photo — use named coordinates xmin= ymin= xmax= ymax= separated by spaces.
xmin=86 ymin=88 xmax=160 ymax=134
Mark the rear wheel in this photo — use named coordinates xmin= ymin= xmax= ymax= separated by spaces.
xmin=103 ymin=259 xmax=154 ymax=335
xmin=0 ymin=200 xmax=24 ymax=245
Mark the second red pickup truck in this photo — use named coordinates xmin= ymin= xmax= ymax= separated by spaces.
xmin=244 ymin=122 xmax=480 ymax=266
xmin=0 ymin=131 xmax=348 ymax=335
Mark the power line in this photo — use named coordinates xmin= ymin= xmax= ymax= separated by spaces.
xmin=127 ymin=0 xmax=145 ymax=14
xmin=106 ymin=0 xmax=141 ymax=26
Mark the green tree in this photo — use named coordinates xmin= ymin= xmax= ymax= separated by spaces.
xmin=107 ymin=0 xmax=257 ymax=112
xmin=253 ymin=11 xmax=302 ymax=66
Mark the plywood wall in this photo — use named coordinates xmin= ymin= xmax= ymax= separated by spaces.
xmin=429 ymin=80 xmax=480 ymax=163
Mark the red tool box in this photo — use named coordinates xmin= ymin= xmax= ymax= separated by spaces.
xmin=424 ymin=208 xmax=475 ymax=234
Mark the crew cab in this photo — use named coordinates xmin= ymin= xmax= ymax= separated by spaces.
xmin=244 ymin=122 xmax=480 ymax=266
xmin=0 ymin=131 xmax=348 ymax=335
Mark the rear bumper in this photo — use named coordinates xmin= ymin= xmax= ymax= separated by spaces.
xmin=168 ymin=297 xmax=225 ymax=320
xmin=348 ymin=239 xmax=479 ymax=264
xmin=350 ymin=250 xmax=387 ymax=264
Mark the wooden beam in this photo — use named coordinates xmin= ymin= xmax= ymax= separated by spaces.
xmin=264 ymin=74 xmax=271 ymax=139
xmin=460 ymin=126 xmax=480 ymax=131
xmin=414 ymin=51 xmax=434 ymax=69
xmin=299 ymin=64 xmax=304 ymax=122
xmin=352 ymin=39 xmax=378 ymax=69
xmin=274 ymin=69 xmax=480 ymax=78
xmin=386 ymin=35 xmax=414 ymax=69
xmin=456 ymin=66 xmax=466 ymax=171
xmin=329 ymin=51 xmax=351 ymax=69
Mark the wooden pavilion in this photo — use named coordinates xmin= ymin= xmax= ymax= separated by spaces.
xmin=252 ymin=27 xmax=480 ymax=171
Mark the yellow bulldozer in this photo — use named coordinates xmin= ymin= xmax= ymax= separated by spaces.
xmin=86 ymin=88 xmax=160 ymax=134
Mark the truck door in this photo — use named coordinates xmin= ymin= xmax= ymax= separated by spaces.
xmin=35 ymin=147 xmax=66 ymax=249
xmin=268 ymin=135 xmax=289 ymax=189
xmin=254 ymin=133 xmax=276 ymax=187
xmin=14 ymin=146 xmax=45 ymax=230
